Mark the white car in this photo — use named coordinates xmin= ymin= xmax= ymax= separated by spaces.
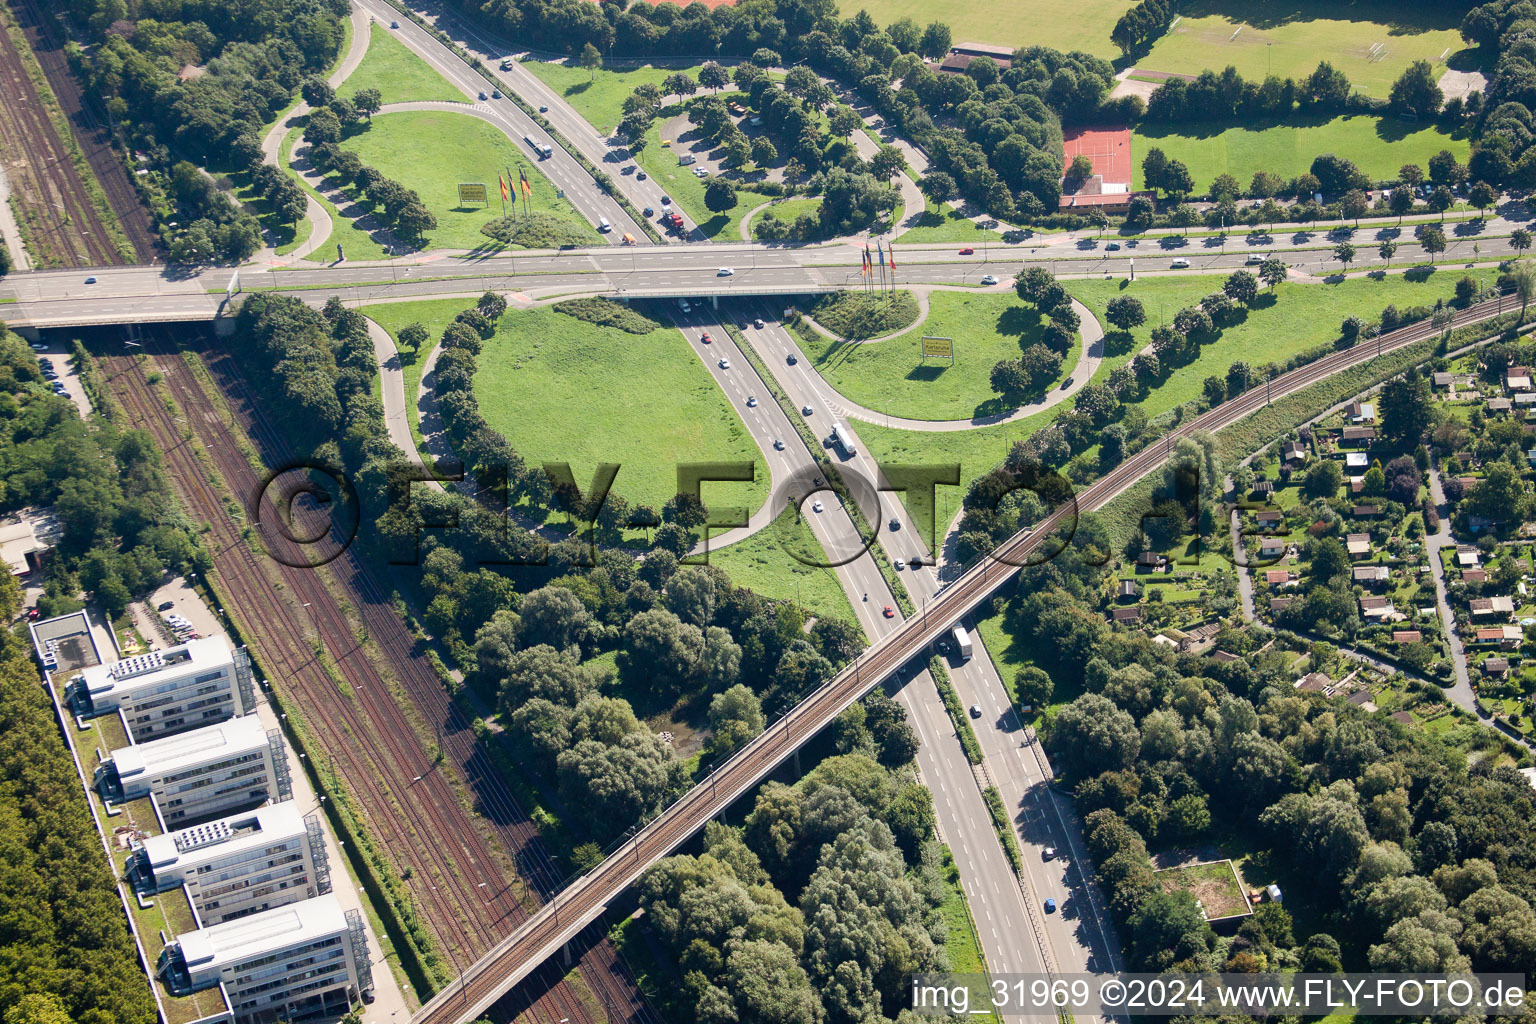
xmin=894 ymin=558 xmax=906 ymax=570
xmin=801 ymin=404 xmax=814 ymax=416
xmin=812 ymin=500 xmax=824 ymax=513
xmin=773 ymin=438 xmax=785 ymax=450
xmin=717 ymin=267 xmax=734 ymax=276
xmin=746 ymin=395 xmax=757 ymax=407
xmin=1171 ymin=257 xmax=1190 ymax=268
xmin=718 ymin=358 xmax=730 ymax=369
xmin=980 ymin=274 xmax=997 ymax=285
xmin=1245 ymin=254 xmax=1264 ymax=264
xmin=693 ymin=167 xmax=708 ymax=177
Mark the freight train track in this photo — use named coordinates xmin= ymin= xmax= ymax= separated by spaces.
xmin=8 ymin=0 xmax=159 ymax=262
xmin=97 ymin=325 xmax=652 ymax=1024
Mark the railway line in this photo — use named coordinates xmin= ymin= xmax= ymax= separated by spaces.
xmin=8 ymin=0 xmax=159 ymax=262
xmin=413 ymin=291 xmax=1520 ymax=1024
xmin=96 ymin=326 xmax=652 ymax=1024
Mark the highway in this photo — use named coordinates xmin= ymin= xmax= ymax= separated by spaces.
xmin=406 ymin=281 xmax=1519 ymax=1024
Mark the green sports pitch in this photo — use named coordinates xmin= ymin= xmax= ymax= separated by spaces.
xmin=837 ymin=0 xmax=1135 ymax=59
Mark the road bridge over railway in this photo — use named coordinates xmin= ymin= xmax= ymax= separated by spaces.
xmin=405 ymin=292 xmax=1518 ymax=1024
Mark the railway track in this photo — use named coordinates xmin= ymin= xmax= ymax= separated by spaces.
xmin=415 ymin=292 xmax=1520 ymax=1024
xmin=8 ymin=0 xmax=159 ymax=262
xmin=96 ymin=325 xmax=652 ymax=1024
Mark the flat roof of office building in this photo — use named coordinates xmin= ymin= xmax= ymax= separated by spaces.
xmin=174 ymin=894 xmax=347 ymax=974
xmin=108 ymin=715 xmax=268 ymax=783
xmin=80 ymin=634 xmax=233 ymax=702
xmin=140 ymin=800 xmax=306 ymax=873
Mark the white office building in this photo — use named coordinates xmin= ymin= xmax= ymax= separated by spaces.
xmin=97 ymin=716 xmax=291 ymax=827
xmin=158 ymin=894 xmax=373 ymax=1024
xmin=129 ymin=802 xmax=331 ymax=925
xmin=70 ymin=635 xmax=254 ymax=742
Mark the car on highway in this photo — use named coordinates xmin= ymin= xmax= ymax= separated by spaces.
xmin=660 ymin=195 xmax=672 ymax=206
xmin=699 ymin=332 xmax=712 ymax=344
xmin=491 ymin=89 xmax=501 ymax=98
xmin=754 ymin=318 xmax=764 ymax=328
xmin=958 ymin=247 xmax=974 ymax=255
xmin=1105 ymin=242 xmax=1121 ymax=250
xmin=390 ymin=19 xmax=399 ymax=27
xmin=643 ymin=206 xmax=654 ymax=217
xmin=717 ymin=357 xmax=730 ymax=369
xmin=889 ymin=517 xmax=900 ymax=530
xmin=1171 ymin=257 xmax=1190 ymax=268
xmin=1245 ymin=254 xmax=1264 ymax=264
xmin=1043 ymin=847 xmax=1056 ymax=860
xmin=812 ymin=500 xmax=824 ymax=512
xmin=621 ymin=165 xmax=634 ymax=175
xmin=787 ymin=354 xmax=797 ymax=365
xmin=883 ymin=605 xmax=895 ymax=618
xmin=980 ymin=274 xmax=997 ymax=285
xmin=773 ymin=438 xmax=785 ymax=450
xmin=538 ymin=104 xmax=548 ymax=112
xmin=718 ymin=267 xmax=734 ymax=276
xmin=479 ymin=91 xmax=488 ymax=100
xmin=28 ymin=342 xmax=46 ymax=351
xmin=84 ymin=276 xmax=98 ymax=284
xmin=801 ymin=404 xmax=813 ymax=416
xmin=746 ymin=396 xmax=757 ymax=407
xmin=1044 ymin=898 xmax=1056 ymax=913
xmin=894 ymin=558 xmax=905 ymax=570
xmin=969 ymin=704 xmax=982 ymax=718
xmin=637 ymin=171 xmax=647 ymax=180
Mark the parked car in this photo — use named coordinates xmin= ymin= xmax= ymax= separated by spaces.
xmin=28 ymin=342 xmax=46 ymax=351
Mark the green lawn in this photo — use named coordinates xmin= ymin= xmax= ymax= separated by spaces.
xmin=838 ymin=0 xmax=1132 ymax=59
xmin=339 ymin=20 xmax=465 ymax=105
xmin=1133 ymin=116 xmax=1471 ymax=193
xmin=521 ymin=61 xmax=696 ymax=134
xmin=357 ymin=297 xmax=474 ymax=449
xmin=336 ymin=110 xmax=593 ymax=252
xmin=1069 ymin=268 xmax=1499 ymax=420
xmin=798 ymin=290 xmax=1068 ymax=420
xmin=709 ymin=507 xmax=861 ymax=625
xmin=1137 ymin=1 xmax=1470 ymax=97
xmin=637 ymin=104 xmax=781 ymax=241
xmin=895 ymin=201 xmax=998 ymax=243
xmin=747 ymin=197 xmax=823 ymax=238
xmin=936 ymin=845 xmax=998 ymax=1022
xmin=472 ymin=305 xmax=768 ymax=513
xmin=283 ymin=127 xmax=390 ymax=263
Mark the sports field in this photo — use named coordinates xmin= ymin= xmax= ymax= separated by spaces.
xmin=837 ymin=0 xmax=1133 ymax=59
xmin=340 ymin=21 xmax=464 ymax=105
xmin=522 ymin=61 xmax=697 ymax=134
xmin=336 ymin=110 xmax=591 ymax=250
xmin=473 ymin=306 xmax=768 ymax=514
xmin=1132 ymin=115 xmax=1469 ymax=192
xmin=1137 ymin=0 xmax=1468 ymax=97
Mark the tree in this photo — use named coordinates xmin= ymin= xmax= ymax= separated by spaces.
xmin=353 ymin=86 xmax=382 ymax=121
xmin=1389 ymin=185 xmax=1414 ymax=224
xmin=1249 ymin=170 xmax=1284 ymax=199
xmin=1389 ymin=60 xmax=1443 ymax=119
xmin=579 ymin=43 xmax=603 ymax=81
xmin=1334 ymin=240 xmax=1356 ymax=270
xmin=1341 ymin=188 xmax=1370 ymax=227
xmin=1223 ymin=270 xmax=1258 ymax=306
xmin=1427 ymin=185 xmax=1454 ymax=221
xmin=1513 ymin=228 xmax=1533 ymax=258
xmin=1513 ymin=260 xmax=1536 ymax=320
xmin=1105 ymin=295 xmax=1146 ymax=332
xmin=1469 ymin=461 xmax=1525 ymax=524
xmin=870 ymin=145 xmax=905 ymax=183
xmin=1210 ymin=172 xmax=1241 ymax=203
xmin=751 ymin=137 xmax=777 ymax=168
xmin=1469 ymin=180 xmax=1498 ymax=219
xmin=1141 ymin=147 xmax=1168 ymax=194
xmin=1127 ymin=890 xmax=1214 ymax=971
xmin=1303 ymin=459 xmax=1344 ymax=498
xmin=699 ymin=62 xmax=730 ymax=93
xmin=919 ymin=171 xmax=956 ymax=207
xmin=1161 ymin=159 xmax=1194 ymax=199
xmin=1379 ymin=239 xmax=1398 ymax=267
xmin=1069 ymin=153 xmax=1094 ymax=181
xmin=1416 ymin=223 xmax=1446 ymax=259
xmin=918 ymin=20 xmax=951 ymax=59
xmin=708 ymin=684 xmax=765 ymax=755
xmin=1399 ymin=163 xmax=1425 ymax=188
xmin=1259 ymin=256 xmax=1288 ymax=290
xmin=703 ymin=179 xmax=738 ymax=212
xmin=662 ymin=72 xmax=697 ymax=98
xmin=1429 ymin=149 xmax=1468 ymax=189
xmin=301 ymin=76 xmax=335 ymax=108
xmin=1049 ymin=693 xmax=1139 ymax=779
xmin=303 ymin=107 xmax=341 ymax=146
xmin=1015 ymin=666 xmax=1054 ymax=709
xmin=519 ymin=585 xmax=590 ymax=650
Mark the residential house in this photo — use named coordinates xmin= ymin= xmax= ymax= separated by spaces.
xmin=1473 ymin=625 xmax=1523 ymax=648
xmin=1360 ymin=596 xmax=1396 ymax=620
xmin=1264 ymin=569 xmax=1295 ymax=587
xmin=1470 ymin=596 xmax=1516 ymax=617
xmin=1112 ymin=606 xmax=1143 ymax=623
xmin=1392 ymin=630 xmax=1423 ymax=643
xmin=1347 ymin=401 xmax=1376 ymax=423
xmin=1507 ymin=366 xmax=1533 ymax=390
xmin=1346 ymin=533 xmax=1372 ymax=558
xmin=1347 ymin=689 xmax=1377 ymax=710
xmin=1352 ymin=505 xmax=1380 ymax=518
xmin=1346 ymin=452 xmax=1370 ymax=471
xmin=1458 ymin=549 xmax=1482 ymax=568
xmin=1433 ymin=372 xmax=1455 ymax=388
xmin=1211 ymin=650 xmax=1240 ymax=664
xmin=1463 ymin=568 xmax=1488 ymax=583
xmin=1353 ymin=565 xmax=1390 ymax=586
xmin=1297 ymin=672 xmax=1330 ymax=692
xmin=1270 ymin=596 xmax=1294 ymax=613
xmin=1117 ymin=580 xmax=1138 ymax=601
xmin=1342 ymin=426 xmax=1376 ymax=445
xmin=1283 ymin=441 xmax=1308 ymax=463
xmin=1135 ymin=551 xmax=1166 ymax=573
xmin=1256 ymin=536 xmax=1287 ymax=560
xmin=1255 ymin=510 xmax=1282 ymax=529
xmin=1488 ymin=397 xmax=1514 ymax=414
xmin=1390 ymin=710 xmax=1414 ymax=725
xmin=1252 ymin=480 xmax=1274 ymax=497
xmin=1484 ymin=657 xmax=1511 ymax=677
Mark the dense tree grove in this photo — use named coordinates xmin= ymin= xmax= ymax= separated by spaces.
xmin=0 ymin=329 xmax=206 ymax=618
xmin=66 ymin=0 xmax=351 ymax=261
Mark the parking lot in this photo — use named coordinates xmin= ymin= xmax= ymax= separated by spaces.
xmin=128 ymin=576 xmax=221 ymax=650
xmin=25 ymin=339 xmax=91 ymax=417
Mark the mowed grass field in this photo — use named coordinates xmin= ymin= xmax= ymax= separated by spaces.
xmin=337 ymin=111 xmax=593 ymax=251
xmin=1138 ymin=0 xmax=1468 ymax=97
xmin=838 ymin=0 xmax=1133 ymax=59
xmin=1132 ymin=116 xmax=1470 ymax=193
xmin=895 ymin=201 xmax=998 ymax=243
xmin=522 ymin=61 xmax=697 ymax=134
xmin=359 ymin=297 xmax=480 ymax=448
xmin=473 ymin=306 xmax=768 ymax=513
xmin=340 ymin=21 xmax=464 ymax=105
xmin=852 ymin=267 xmax=1498 ymax=510
xmin=799 ymin=290 xmax=1066 ymax=420
xmin=709 ymin=508 xmax=860 ymax=623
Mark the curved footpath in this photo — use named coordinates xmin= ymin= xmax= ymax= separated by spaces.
xmin=795 ymin=295 xmax=1105 ymax=431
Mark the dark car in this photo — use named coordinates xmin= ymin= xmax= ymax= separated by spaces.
xmin=390 ymin=19 xmax=399 ymax=28
xmin=643 ymin=206 xmax=654 ymax=217
xmin=159 ymin=601 xmax=175 ymax=611
xmin=539 ymin=104 xmax=548 ymax=112
xmin=637 ymin=171 xmax=647 ymax=180
xmin=787 ymin=354 xmax=797 ymax=365
xmin=478 ymin=91 xmax=488 ymax=100
xmin=889 ymin=517 xmax=900 ymax=530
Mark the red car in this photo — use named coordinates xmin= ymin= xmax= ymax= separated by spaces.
xmin=958 ymin=247 xmax=974 ymax=255
xmin=700 ymin=332 xmax=712 ymax=344
xmin=882 ymin=605 xmax=895 ymax=618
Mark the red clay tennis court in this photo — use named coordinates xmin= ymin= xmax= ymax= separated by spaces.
xmin=1063 ymin=125 xmax=1132 ymax=186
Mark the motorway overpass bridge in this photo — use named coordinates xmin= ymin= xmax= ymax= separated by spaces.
xmin=404 ymin=294 xmax=1516 ymax=1024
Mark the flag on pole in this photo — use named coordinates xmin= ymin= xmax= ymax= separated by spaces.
xmin=519 ymin=168 xmax=532 ymax=198
xmin=863 ymin=243 xmax=872 ymax=276
xmin=499 ymin=175 xmax=510 ymax=201
xmin=888 ymin=244 xmax=896 ymax=271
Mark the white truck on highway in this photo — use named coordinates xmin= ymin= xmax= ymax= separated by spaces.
xmin=951 ymin=625 xmax=972 ymax=661
xmin=524 ymin=134 xmax=552 ymax=159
